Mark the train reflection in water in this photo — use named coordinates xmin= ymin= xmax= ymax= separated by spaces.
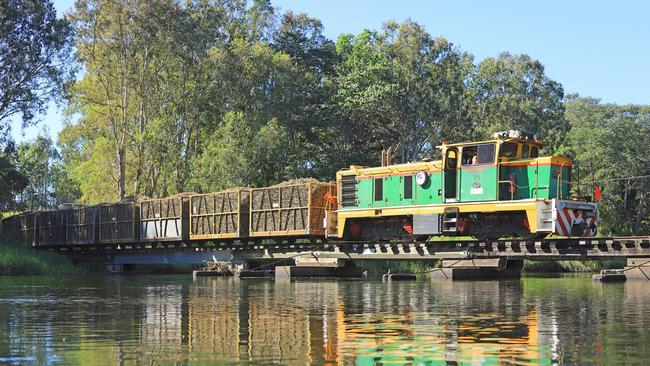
xmin=3 ymin=277 xmax=650 ymax=364
xmin=183 ymin=279 xmax=557 ymax=364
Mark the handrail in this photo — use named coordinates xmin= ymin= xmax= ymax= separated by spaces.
xmin=497 ymin=159 xmax=542 ymax=201
xmin=557 ymin=162 xmax=565 ymax=199
xmin=574 ymin=164 xmax=580 ymax=197
xmin=535 ymin=161 xmax=539 ymax=200
xmin=497 ymin=179 xmax=515 ymax=200
xmin=442 ymin=149 xmax=454 ymax=200
xmin=496 ymin=161 xmax=506 ymax=200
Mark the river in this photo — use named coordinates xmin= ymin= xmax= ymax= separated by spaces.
xmin=0 ymin=274 xmax=648 ymax=365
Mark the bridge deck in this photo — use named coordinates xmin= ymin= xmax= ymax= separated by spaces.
xmin=55 ymin=237 xmax=650 ymax=263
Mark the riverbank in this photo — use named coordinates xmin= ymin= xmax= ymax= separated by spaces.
xmin=0 ymin=242 xmax=80 ymax=275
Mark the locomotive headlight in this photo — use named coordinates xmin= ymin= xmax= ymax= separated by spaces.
xmin=415 ymin=171 xmax=429 ymax=186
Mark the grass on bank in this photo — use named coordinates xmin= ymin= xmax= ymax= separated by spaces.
xmin=0 ymin=240 xmax=80 ymax=276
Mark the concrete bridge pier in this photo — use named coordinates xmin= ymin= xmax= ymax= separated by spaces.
xmin=106 ymin=264 xmax=125 ymax=273
xmin=430 ymin=258 xmax=523 ymax=280
xmin=105 ymin=263 xmax=142 ymax=274
xmin=275 ymin=257 xmax=364 ymax=279
xmin=624 ymin=258 xmax=650 ymax=280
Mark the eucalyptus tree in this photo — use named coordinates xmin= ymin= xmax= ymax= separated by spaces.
xmin=15 ymin=135 xmax=58 ymax=210
xmin=270 ymin=11 xmax=337 ymax=179
xmin=0 ymin=0 xmax=73 ymax=210
xmin=380 ymin=20 xmax=475 ymax=161
xmin=66 ymin=0 xmax=181 ymax=202
xmin=0 ymin=142 xmax=27 ymax=212
xmin=331 ymin=21 xmax=474 ymax=169
xmin=468 ymin=53 xmax=567 ymax=152
xmin=563 ymin=96 xmax=650 ymax=234
xmin=330 ymin=29 xmax=401 ymax=169
xmin=0 ymin=0 xmax=75 ymax=127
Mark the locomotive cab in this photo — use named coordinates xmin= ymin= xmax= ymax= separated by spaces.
xmin=439 ymin=131 xmax=571 ymax=203
xmin=334 ymin=130 xmax=598 ymax=241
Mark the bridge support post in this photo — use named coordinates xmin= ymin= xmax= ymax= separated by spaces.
xmin=106 ymin=264 xmax=124 ymax=273
xmin=105 ymin=263 xmax=140 ymax=274
xmin=430 ymin=258 xmax=523 ymax=280
xmin=275 ymin=259 xmax=363 ymax=279
xmin=624 ymin=258 xmax=650 ymax=280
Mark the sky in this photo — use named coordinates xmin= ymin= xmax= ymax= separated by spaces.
xmin=12 ymin=0 xmax=650 ymax=143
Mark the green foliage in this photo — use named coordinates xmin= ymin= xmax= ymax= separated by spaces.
xmin=0 ymin=143 xmax=27 ymax=212
xmin=329 ymin=22 xmax=476 ymax=170
xmin=66 ymin=0 xmax=186 ymax=201
xmin=57 ymin=1 xmax=569 ymax=205
xmin=190 ymin=112 xmax=290 ymax=191
xmin=0 ymin=0 xmax=75 ymax=125
xmin=523 ymin=260 xmax=624 ymax=273
xmin=563 ymin=96 xmax=650 ymax=234
xmin=49 ymin=160 xmax=81 ymax=205
xmin=67 ymin=137 xmax=120 ymax=204
xmin=15 ymin=134 xmax=60 ymax=210
xmin=0 ymin=239 xmax=80 ymax=275
xmin=469 ymin=53 xmax=567 ymax=151
xmin=0 ymin=133 xmax=75 ymax=211
xmin=0 ymin=0 xmax=74 ymax=212
xmin=1 ymin=0 xmax=638 ymax=242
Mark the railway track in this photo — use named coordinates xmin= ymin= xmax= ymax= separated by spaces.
xmin=54 ymin=236 xmax=650 ymax=262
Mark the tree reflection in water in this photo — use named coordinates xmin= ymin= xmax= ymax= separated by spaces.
xmin=0 ymin=275 xmax=648 ymax=364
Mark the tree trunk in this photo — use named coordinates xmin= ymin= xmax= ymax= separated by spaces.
xmin=118 ymin=146 xmax=126 ymax=201
xmin=117 ymin=10 xmax=129 ymax=202
xmin=134 ymin=47 xmax=149 ymax=196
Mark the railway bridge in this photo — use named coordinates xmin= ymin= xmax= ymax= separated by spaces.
xmin=5 ymin=131 xmax=632 ymax=279
xmin=56 ymin=236 xmax=650 ymax=280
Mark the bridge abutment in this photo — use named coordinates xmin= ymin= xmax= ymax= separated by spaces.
xmin=430 ymin=258 xmax=523 ymax=280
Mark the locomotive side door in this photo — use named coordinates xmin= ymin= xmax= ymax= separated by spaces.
xmin=458 ymin=143 xmax=498 ymax=202
xmin=443 ymin=148 xmax=458 ymax=202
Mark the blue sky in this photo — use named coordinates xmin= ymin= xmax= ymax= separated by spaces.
xmin=13 ymin=0 xmax=650 ymax=143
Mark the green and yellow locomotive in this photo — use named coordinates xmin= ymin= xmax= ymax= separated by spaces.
xmin=333 ymin=131 xmax=598 ymax=241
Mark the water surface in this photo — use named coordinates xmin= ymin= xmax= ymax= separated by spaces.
xmin=0 ymin=274 xmax=648 ymax=365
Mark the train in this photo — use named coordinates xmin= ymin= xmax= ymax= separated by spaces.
xmin=1 ymin=131 xmax=599 ymax=247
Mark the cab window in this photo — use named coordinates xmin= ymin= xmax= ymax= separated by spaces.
xmin=522 ymin=144 xmax=530 ymax=159
xmin=530 ymin=146 xmax=539 ymax=158
xmin=462 ymin=143 xmax=495 ymax=166
xmin=500 ymin=142 xmax=518 ymax=158
xmin=446 ymin=150 xmax=457 ymax=168
xmin=403 ymin=176 xmax=413 ymax=199
xmin=374 ymin=178 xmax=383 ymax=201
